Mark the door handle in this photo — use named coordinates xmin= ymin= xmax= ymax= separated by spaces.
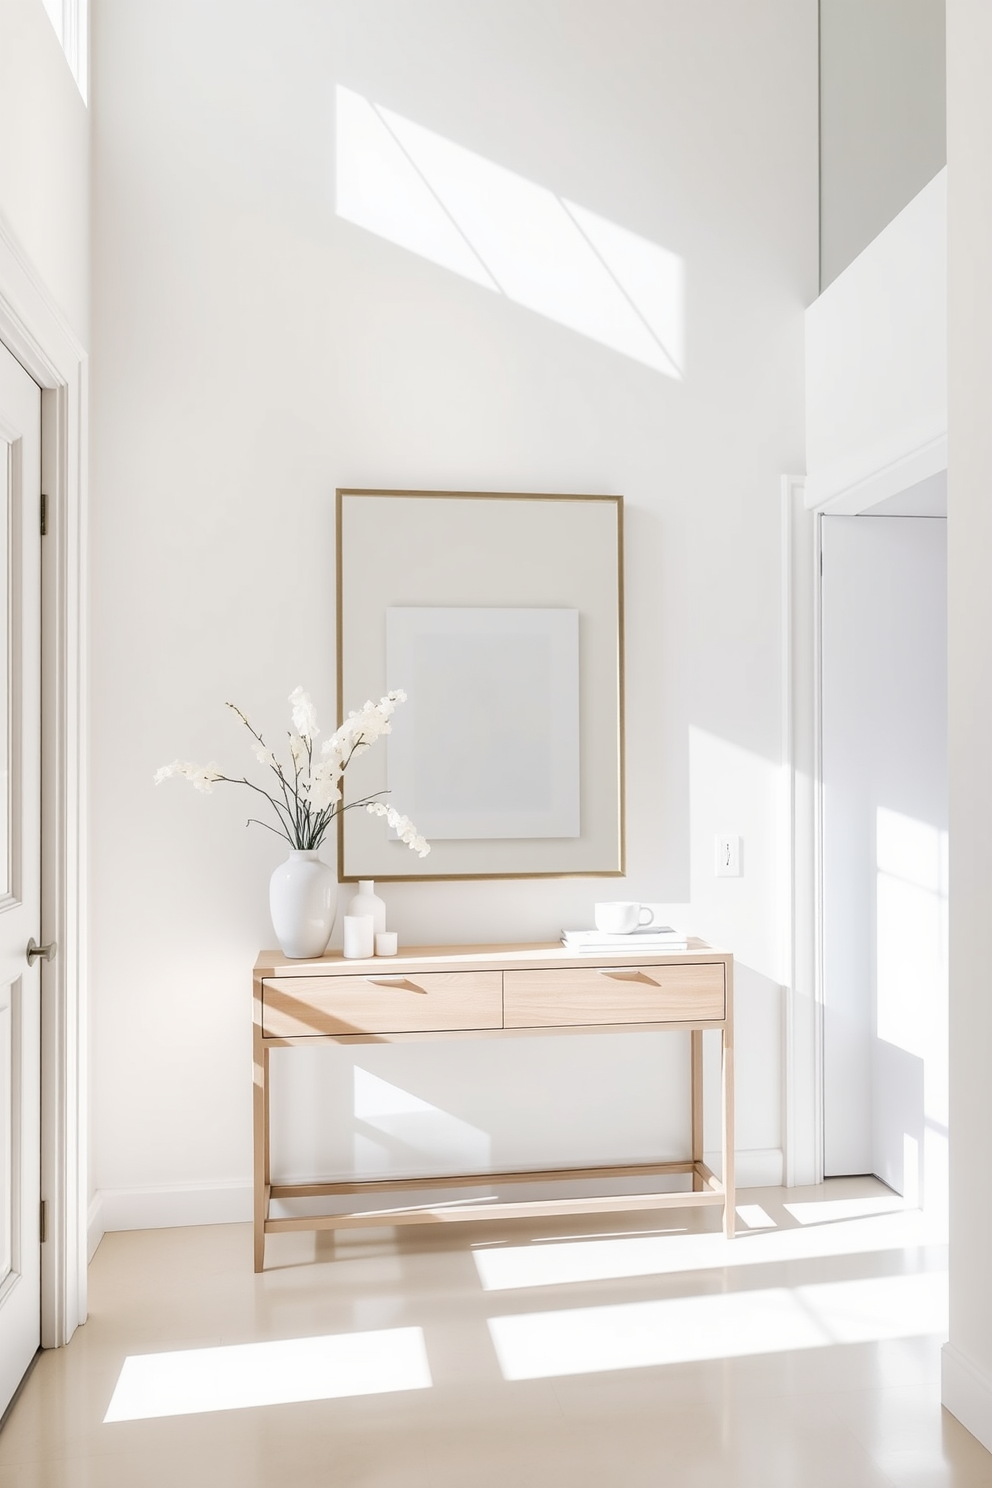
xmin=26 ymin=937 xmax=57 ymax=967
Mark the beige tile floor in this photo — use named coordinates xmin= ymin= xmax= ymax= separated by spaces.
xmin=0 ymin=1176 xmax=987 ymax=1487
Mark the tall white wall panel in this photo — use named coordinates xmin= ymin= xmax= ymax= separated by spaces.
xmin=806 ymin=170 xmax=946 ymax=512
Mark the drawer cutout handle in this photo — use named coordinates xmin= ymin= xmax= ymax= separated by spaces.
xmin=597 ymin=968 xmax=660 ymax=984
xmin=368 ymin=976 xmax=426 ymax=994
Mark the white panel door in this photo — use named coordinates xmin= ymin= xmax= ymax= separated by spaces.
xmin=821 ymin=515 xmax=947 ymax=1201
xmin=0 ymin=342 xmax=42 ymax=1413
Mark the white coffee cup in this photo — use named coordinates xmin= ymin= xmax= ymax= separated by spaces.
xmin=343 ymin=914 xmax=375 ymax=958
xmin=594 ymin=901 xmax=654 ymax=934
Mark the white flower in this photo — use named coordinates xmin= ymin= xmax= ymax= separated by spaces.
xmin=309 ymin=757 xmax=343 ymax=809
xmin=251 ymin=740 xmax=277 ymax=768
xmin=321 ymin=727 xmax=349 ymax=764
xmin=309 ymin=779 xmax=341 ymax=809
xmin=289 ymin=686 xmax=319 ymax=741
xmin=366 ymin=799 xmax=431 ymax=857
xmin=190 ymin=762 xmax=223 ymax=794
xmin=321 ymin=692 xmax=399 ymax=763
xmin=156 ymin=689 xmax=424 ymax=854
xmin=154 ymin=760 xmax=223 ymax=794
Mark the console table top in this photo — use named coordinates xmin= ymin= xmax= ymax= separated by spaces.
xmin=254 ymin=936 xmax=725 ymax=979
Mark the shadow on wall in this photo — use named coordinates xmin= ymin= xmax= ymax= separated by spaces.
xmin=335 ymin=85 xmax=685 ymax=378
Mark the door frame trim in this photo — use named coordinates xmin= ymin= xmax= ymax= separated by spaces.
xmin=782 ymin=476 xmax=824 ymax=1186
xmin=0 ymin=209 xmax=87 ymax=1347
xmin=790 ymin=445 xmax=948 ymax=1190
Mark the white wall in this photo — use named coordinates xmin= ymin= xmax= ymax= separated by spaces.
xmin=88 ymin=0 xmax=817 ymax=1232
xmin=806 ymin=170 xmax=946 ymax=512
xmin=942 ymin=0 xmax=992 ymax=1453
xmin=0 ymin=0 xmax=89 ymax=343
xmin=819 ymin=0 xmax=946 ymax=289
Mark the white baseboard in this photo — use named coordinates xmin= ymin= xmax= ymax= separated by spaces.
xmin=942 ymin=1343 xmax=992 ymax=1453
xmin=705 ymin=1148 xmax=784 ymax=1189
xmin=89 ymin=1181 xmax=253 ymax=1247
xmin=87 ymin=1194 xmax=104 ymax=1262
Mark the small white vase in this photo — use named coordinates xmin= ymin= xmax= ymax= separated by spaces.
xmin=345 ymin=879 xmax=386 ymax=935
xmin=269 ymin=850 xmax=337 ymax=959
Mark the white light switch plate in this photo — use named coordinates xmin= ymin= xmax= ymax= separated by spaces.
xmin=715 ymin=835 xmax=742 ymax=877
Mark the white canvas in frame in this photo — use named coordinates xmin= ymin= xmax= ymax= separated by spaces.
xmin=385 ymin=607 xmax=580 ymax=840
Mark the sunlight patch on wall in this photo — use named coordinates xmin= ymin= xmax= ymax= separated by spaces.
xmin=104 ymin=1327 xmax=432 ymax=1422
xmin=335 ymin=86 xmax=684 ymax=377
xmin=875 ymin=805 xmax=949 ymax=1213
xmin=876 ymin=806 xmax=947 ymax=1065
xmin=40 ymin=0 xmax=88 ymax=102
xmin=488 ymin=1271 xmax=946 ymax=1379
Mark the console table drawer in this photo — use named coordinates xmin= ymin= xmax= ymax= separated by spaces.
xmin=261 ymin=971 xmax=503 ymax=1037
xmin=503 ymin=962 xmax=725 ymax=1028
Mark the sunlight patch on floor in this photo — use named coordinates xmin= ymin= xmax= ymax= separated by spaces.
xmin=473 ymin=1205 xmax=942 ymax=1291
xmin=488 ymin=1270 xmax=947 ymax=1380
xmin=103 ymin=1326 xmax=432 ymax=1422
xmin=736 ymin=1204 xmax=776 ymax=1229
xmin=784 ymin=1196 xmax=906 ymax=1225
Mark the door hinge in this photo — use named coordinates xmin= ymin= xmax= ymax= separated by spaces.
xmin=40 ymin=492 xmax=48 ymax=537
xmin=40 ymin=1199 xmax=47 ymax=1244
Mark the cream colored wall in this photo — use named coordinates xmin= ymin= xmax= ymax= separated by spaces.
xmin=942 ymin=0 xmax=992 ymax=1452
xmin=89 ymin=0 xmax=817 ymax=1228
xmin=0 ymin=0 xmax=89 ymax=342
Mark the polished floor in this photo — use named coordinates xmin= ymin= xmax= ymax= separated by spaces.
xmin=0 ymin=1177 xmax=987 ymax=1487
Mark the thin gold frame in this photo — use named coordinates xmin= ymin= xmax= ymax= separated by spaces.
xmin=335 ymin=488 xmax=626 ymax=882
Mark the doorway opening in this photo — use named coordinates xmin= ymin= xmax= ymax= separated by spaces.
xmin=820 ymin=478 xmax=947 ymax=1216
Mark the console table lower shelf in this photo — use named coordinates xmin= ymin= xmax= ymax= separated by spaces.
xmin=252 ymin=939 xmax=734 ymax=1271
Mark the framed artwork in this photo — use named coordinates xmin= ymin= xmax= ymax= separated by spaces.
xmin=336 ymin=489 xmax=624 ymax=880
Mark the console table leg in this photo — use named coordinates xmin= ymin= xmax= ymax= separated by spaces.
xmin=691 ymin=1030 xmax=703 ymax=1191
xmin=253 ymin=1043 xmax=268 ymax=1272
xmin=722 ymin=1027 xmax=735 ymax=1238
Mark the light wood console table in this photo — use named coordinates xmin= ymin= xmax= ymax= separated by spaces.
xmin=253 ymin=939 xmax=734 ymax=1270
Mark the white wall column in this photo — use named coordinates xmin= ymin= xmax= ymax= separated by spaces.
xmin=942 ymin=0 xmax=992 ymax=1452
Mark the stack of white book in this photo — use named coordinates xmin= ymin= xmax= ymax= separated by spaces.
xmin=560 ymin=926 xmax=689 ymax=953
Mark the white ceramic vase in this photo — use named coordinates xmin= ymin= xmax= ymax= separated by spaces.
xmin=345 ymin=879 xmax=386 ymax=935
xmin=269 ymin=850 xmax=337 ymax=959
